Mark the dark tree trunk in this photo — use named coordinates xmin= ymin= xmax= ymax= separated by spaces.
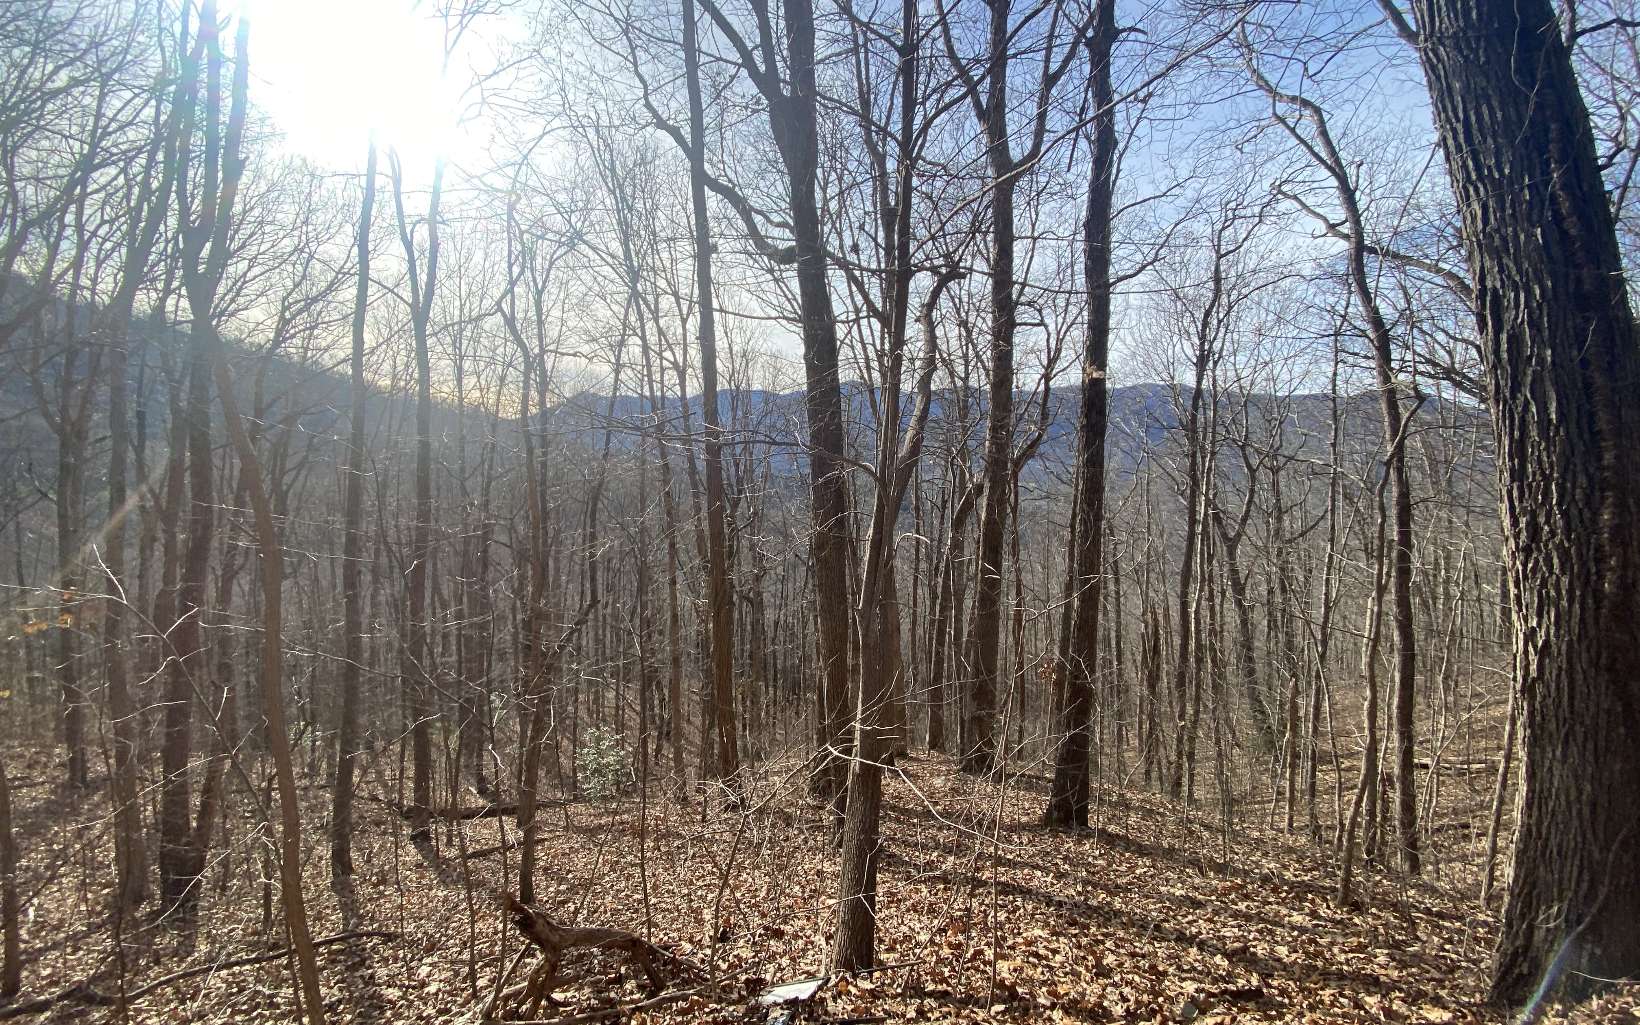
xmin=831 ymin=0 xmax=950 ymax=961
xmin=159 ymin=322 xmax=213 ymax=915
xmin=1045 ymin=0 xmax=1115 ymax=829
xmin=781 ymin=4 xmax=855 ymax=811
xmin=959 ymin=0 xmax=1020 ymax=776
xmin=391 ymin=154 xmax=444 ymax=847
xmin=1406 ymin=0 xmax=1640 ymax=1002
xmin=331 ymin=140 xmax=375 ymax=889
xmin=681 ymin=0 xmax=739 ymax=785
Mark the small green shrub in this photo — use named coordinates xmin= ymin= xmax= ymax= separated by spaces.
xmin=576 ymin=726 xmax=630 ymax=801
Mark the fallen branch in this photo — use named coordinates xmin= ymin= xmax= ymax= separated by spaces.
xmin=365 ymin=793 xmax=522 ymax=820
xmin=500 ymin=893 xmax=690 ymax=1020
xmin=506 ymin=986 xmax=705 ymax=1025
xmin=0 ymin=930 xmax=398 ymax=1019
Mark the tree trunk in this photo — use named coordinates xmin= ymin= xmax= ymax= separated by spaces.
xmin=159 ymin=308 xmax=213 ymax=915
xmin=959 ymin=0 xmax=1022 ymax=776
xmin=102 ymin=322 xmax=147 ymax=914
xmin=1045 ymin=0 xmax=1115 ymax=829
xmin=1480 ymin=682 xmax=1518 ymax=907
xmin=209 ymin=302 xmax=327 ymax=1025
xmin=831 ymin=22 xmax=955 ymax=950
xmin=55 ymin=413 xmax=88 ymax=790
xmin=681 ymin=0 xmax=739 ymax=785
xmin=331 ymin=139 xmax=375 ymax=890
xmin=1407 ymin=0 xmax=1640 ymax=1001
xmin=391 ymin=154 xmax=443 ymax=847
xmin=927 ymin=473 xmax=974 ymax=753
xmin=0 ymin=749 xmax=19 ymax=998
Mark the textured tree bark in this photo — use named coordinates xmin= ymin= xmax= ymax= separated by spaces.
xmin=1405 ymin=0 xmax=1640 ymax=1002
xmin=1480 ymin=683 xmax=1517 ymax=908
xmin=1045 ymin=0 xmax=1115 ymax=830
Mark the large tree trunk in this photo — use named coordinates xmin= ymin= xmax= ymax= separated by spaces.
xmin=1045 ymin=0 xmax=1115 ymax=829
xmin=1405 ymin=0 xmax=1640 ymax=1003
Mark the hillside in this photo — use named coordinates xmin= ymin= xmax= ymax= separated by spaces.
xmin=2 ymin=738 xmax=1631 ymax=1024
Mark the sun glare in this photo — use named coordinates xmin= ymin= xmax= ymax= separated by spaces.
xmin=240 ymin=0 xmax=471 ymax=173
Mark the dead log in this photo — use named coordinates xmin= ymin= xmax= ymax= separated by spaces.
xmin=500 ymin=893 xmax=674 ymax=1020
xmin=1414 ymin=758 xmax=1498 ymax=774
xmin=504 ymin=987 xmax=704 ymax=1024
xmin=374 ymin=795 xmax=520 ymax=820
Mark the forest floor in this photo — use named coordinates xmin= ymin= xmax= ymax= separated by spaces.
xmin=4 ymin=744 xmax=1637 ymax=1025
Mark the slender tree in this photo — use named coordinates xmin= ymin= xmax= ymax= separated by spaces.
xmin=1046 ymin=0 xmax=1116 ymax=829
xmin=331 ymin=138 xmax=376 ymax=893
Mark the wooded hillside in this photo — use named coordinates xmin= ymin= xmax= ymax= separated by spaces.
xmin=1 ymin=0 xmax=1636 ymax=1021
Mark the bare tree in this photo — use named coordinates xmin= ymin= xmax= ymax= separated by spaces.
xmin=330 ymin=138 xmax=376 ymax=897
xmin=940 ymin=0 xmax=1080 ymax=774
xmin=1244 ymin=43 xmax=1423 ymax=874
xmin=1046 ymin=0 xmax=1116 ymax=829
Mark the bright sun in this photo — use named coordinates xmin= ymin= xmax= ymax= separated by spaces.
xmin=240 ymin=0 xmax=472 ymax=172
